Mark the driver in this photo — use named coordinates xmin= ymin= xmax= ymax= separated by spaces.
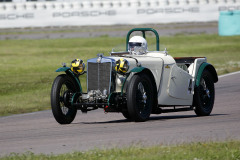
xmin=128 ymin=36 xmax=148 ymax=55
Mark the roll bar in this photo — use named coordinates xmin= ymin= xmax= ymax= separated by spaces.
xmin=126 ymin=28 xmax=160 ymax=51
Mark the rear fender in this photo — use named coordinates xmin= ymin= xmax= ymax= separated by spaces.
xmin=56 ymin=67 xmax=82 ymax=93
xmin=195 ymin=63 xmax=218 ymax=87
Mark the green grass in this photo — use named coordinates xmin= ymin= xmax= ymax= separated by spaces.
xmin=0 ymin=34 xmax=240 ymax=116
xmin=1 ymin=141 xmax=240 ymax=160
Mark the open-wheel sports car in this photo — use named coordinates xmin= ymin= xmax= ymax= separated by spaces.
xmin=51 ymin=28 xmax=218 ymax=124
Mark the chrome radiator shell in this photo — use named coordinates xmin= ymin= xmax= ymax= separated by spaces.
xmin=87 ymin=57 xmax=113 ymax=94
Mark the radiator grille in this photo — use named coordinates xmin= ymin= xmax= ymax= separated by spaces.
xmin=87 ymin=62 xmax=111 ymax=93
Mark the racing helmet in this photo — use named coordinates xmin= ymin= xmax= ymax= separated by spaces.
xmin=71 ymin=59 xmax=85 ymax=74
xmin=128 ymin=36 xmax=148 ymax=55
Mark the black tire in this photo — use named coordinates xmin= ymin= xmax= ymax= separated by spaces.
xmin=122 ymin=110 xmax=131 ymax=120
xmin=193 ymin=70 xmax=215 ymax=116
xmin=127 ymin=73 xmax=154 ymax=122
xmin=51 ymin=74 xmax=77 ymax=124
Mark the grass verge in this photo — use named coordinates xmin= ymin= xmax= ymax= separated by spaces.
xmin=1 ymin=141 xmax=240 ymax=160
xmin=0 ymin=34 xmax=240 ymax=116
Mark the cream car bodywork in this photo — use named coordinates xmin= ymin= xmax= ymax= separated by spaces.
xmin=110 ymin=51 xmax=207 ymax=106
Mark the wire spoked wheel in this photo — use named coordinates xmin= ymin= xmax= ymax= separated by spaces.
xmin=60 ymin=86 xmax=72 ymax=115
xmin=51 ymin=74 xmax=77 ymax=124
xmin=194 ymin=70 xmax=215 ymax=116
xmin=136 ymin=82 xmax=149 ymax=117
xmin=127 ymin=73 xmax=153 ymax=122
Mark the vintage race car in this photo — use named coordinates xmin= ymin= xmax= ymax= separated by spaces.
xmin=51 ymin=28 xmax=218 ymax=124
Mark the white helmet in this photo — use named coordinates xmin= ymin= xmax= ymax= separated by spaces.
xmin=128 ymin=36 xmax=148 ymax=55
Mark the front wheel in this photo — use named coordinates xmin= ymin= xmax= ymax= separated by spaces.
xmin=51 ymin=74 xmax=77 ymax=124
xmin=122 ymin=109 xmax=131 ymax=120
xmin=127 ymin=73 xmax=154 ymax=122
xmin=193 ymin=70 xmax=215 ymax=116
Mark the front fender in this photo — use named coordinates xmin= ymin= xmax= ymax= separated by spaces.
xmin=120 ymin=67 xmax=145 ymax=95
xmin=129 ymin=67 xmax=145 ymax=73
xmin=56 ymin=67 xmax=71 ymax=72
xmin=56 ymin=67 xmax=82 ymax=93
xmin=123 ymin=67 xmax=158 ymax=108
xmin=196 ymin=63 xmax=218 ymax=87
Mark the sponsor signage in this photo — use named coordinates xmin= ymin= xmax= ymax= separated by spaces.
xmin=0 ymin=0 xmax=240 ymax=28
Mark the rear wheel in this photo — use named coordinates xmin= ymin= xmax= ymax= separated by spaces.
xmin=127 ymin=73 xmax=153 ymax=122
xmin=193 ymin=70 xmax=215 ymax=116
xmin=51 ymin=74 xmax=77 ymax=124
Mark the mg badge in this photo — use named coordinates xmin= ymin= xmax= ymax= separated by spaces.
xmin=97 ymin=57 xmax=101 ymax=63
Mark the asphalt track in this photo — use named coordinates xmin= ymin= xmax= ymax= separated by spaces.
xmin=0 ymin=22 xmax=217 ymax=40
xmin=0 ymin=71 xmax=240 ymax=156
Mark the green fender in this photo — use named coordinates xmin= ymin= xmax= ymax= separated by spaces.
xmin=130 ymin=67 xmax=145 ymax=73
xmin=120 ymin=67 xmax=146 ymax=95
xmin=56 ymin=67 xmax=82 ymax=93
xmin=56 ymin=67 xmax=70 ymax=72
xmin=195 ymin=63 xmax=218 ymax=87
xmin=120 ymin=66 xmax=158 ymax=109
xmin=71 ymin=92 xmax=81 ymax=106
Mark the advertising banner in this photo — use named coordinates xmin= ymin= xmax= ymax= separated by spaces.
xmin=0 ymin=0 xmax=240 ymax=28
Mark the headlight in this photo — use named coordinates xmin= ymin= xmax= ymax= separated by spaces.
xmin=115 ymin=58 xmax=129 ymax=74
xmin=71 ymin=59 xmax=85 ymax=74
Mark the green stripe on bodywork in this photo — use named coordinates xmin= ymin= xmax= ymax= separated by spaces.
xmin=196 ymin=62 xmax=209 ymax=87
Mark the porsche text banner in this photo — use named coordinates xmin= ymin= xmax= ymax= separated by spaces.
xmin=0 ymin=0 xmax=240 ymax=28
